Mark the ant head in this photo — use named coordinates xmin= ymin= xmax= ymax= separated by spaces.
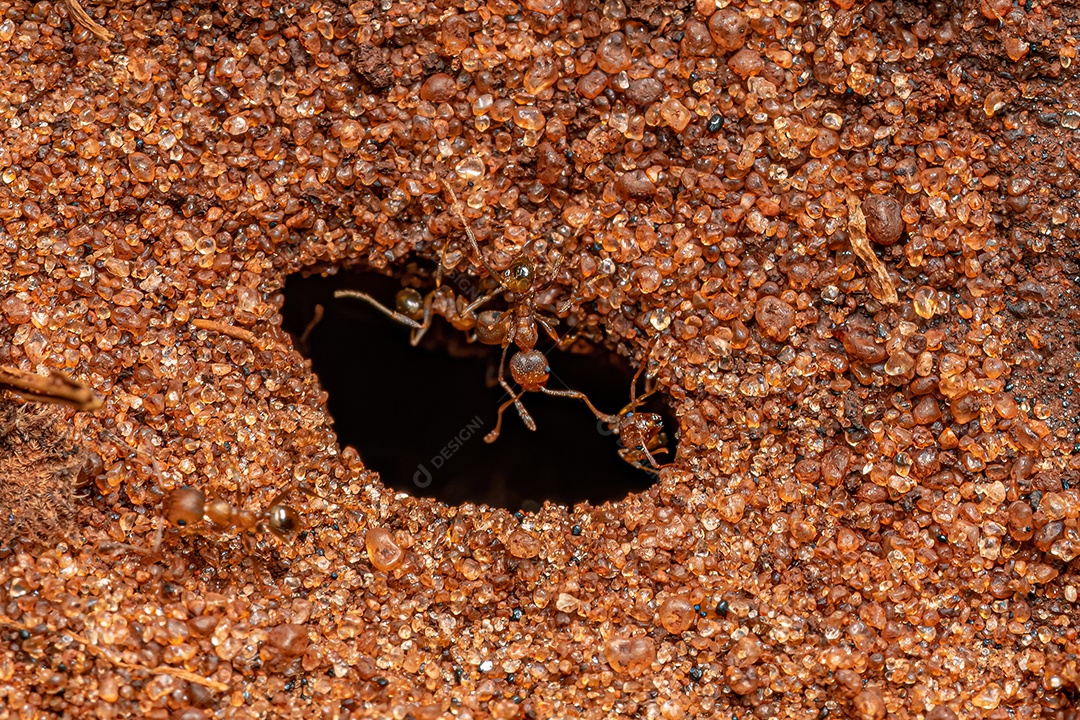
xmin=165 ymin=487 xmax=205 ymax=528
xmin=619 ymin=412 xmax=663 ymax=439
xmin=640 ymin=413 xmax=664 ymax=438
xmin=510 ymin=349 xmax=550 ymax=390
xmin=394 ymin=288 xmax=424 ymax=320
xmin=503 ymin=257 xmax=534 ymax=294
xmin=268 ymin=504 xmax=301 ymax=536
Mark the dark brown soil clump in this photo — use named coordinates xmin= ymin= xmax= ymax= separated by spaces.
xmin=0 ymin=400 xmax=87 ymax=545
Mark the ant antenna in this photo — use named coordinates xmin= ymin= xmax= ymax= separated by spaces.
xmin=628 ymin=334 xmax=664 ymax=407
xmin=440 ymin=178 xmax=503 ymax=282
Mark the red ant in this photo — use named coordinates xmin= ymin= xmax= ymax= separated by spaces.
xmin=607 ymin=340 xmax=670 ymax=470
xmin=162 ymin=483 xmax=307 ymax=540
xmin=334 ymin=280 xmax=491 ymax=348
xmin=334 ymin=197 xmax=508 ymax=347
xmin=336 ymin=179 xmax=616 ymax=443
xmin=97 ymin=441 xmax=313 ymax=554
xmin=436 ymin=181 xmax=619 ymax=443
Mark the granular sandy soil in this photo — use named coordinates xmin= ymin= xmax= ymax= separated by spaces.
xmin=2 ymin=0 xmax=1080 ymax=717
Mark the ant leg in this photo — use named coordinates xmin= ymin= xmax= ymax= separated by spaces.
xmin=440 ymin=178 xmax=500 ymax=280
xmin=631 ymin=335 xmax=663 ymax=405
xmin=496 ymin=349 xmax=535 ymax=430
xmin=617 ymin=374 xmax=661 ymax=419
xmin=435 ymin=239 xmax=449 ymax=289
xmin=628 ymin=348 xmax=648 ymax=407
xmin=535 ymin=315 xmax=559 ymax=342
xmin=509 ymin=397 xmax=536 ymax=432
xmin=496 ymin=361 xmax=534 ymax=431
xmin=610 ymin=338 xmax=663 ymax=420
xmin=266 ymin=479 xmax=319 ymax=510
xmin=487 ymin=347 xmax=535 ymax=441
xmin=463 ymin=286 xmax=505 ymax=316
xmin=536 ymin=315 xmax=580 ymax=349
xmin=621 ymin=452 xmax=651 ymax=473
xmin=334 ymin=290 xmax=424 ymax=330
xmin=298 ymin=304 xmax=324 ymax=349
xmin=267 ymin=485 xmax=293 ymax=510
xmin=484 ymin=393 xmax=529 ymax=444
xmin=241 ymin=530 xmax=259 ymax=558
xmin=640 ymin=443 xmax=662 ymax=469
xmin=536 ymin=223 xmax=582 ymax=293
xmin=556 ymin=326 xmax=581 ymax=350
xmin=409 ymin=294 xmax=436 ymax=347
xmin=535 ymin=251 xmax=566 ymax=293
xmin=493 ymin=345 xmax=514 ymax=396
xmin=540 ymin=387 xmax=618 ymax=424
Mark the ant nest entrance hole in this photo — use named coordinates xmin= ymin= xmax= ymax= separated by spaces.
xmin=281 ymin=267 xmax=677 ymax=511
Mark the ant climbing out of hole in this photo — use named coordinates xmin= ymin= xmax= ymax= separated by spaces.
xmin=606 ymin=338 xmax=670 ymax=470
xmin=436 ymin=180 xmax=620 ymax=444
xmin=334 ymin=177 xmax=619 ymax=443
xmin=334 ymin=279 xmax=491 ymax=348
xmin=334 ymin=182 xmax=504 ymax=347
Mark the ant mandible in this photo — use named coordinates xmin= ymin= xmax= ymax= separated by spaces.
xmin=438 ymin=180 xmax=618 ymax=443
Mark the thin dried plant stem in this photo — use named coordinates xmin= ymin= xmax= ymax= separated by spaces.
xmin=66 ymin=0 xmax=113 ymax=41
xmin=112 ymin=657 xmax=230 ymax=691
xmin=191 ymin=318 xmax=257 ymax=344
xmin=0 ymin=366 xmax=102 ymax=411
xmin=0 ymin=616 xmax=228 ymax=691
xmin=298 ymin=303 xmax=324 ymax=347
xmin=846 ymin=194 xmax=898 ymax=305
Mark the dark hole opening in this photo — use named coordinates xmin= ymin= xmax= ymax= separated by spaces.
xmin=281 ymin=269 xmax=674 ymax=510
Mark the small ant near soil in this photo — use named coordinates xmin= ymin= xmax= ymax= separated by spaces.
xmin=98 ymin=455 xmax=314 ymax=556
xmin=334 ymin=279 xmax=490 ymax=348
xmin=162 ymin=483 xmax=310 ymax=540
xmin=334 ymin=183 xmax=504 ymax=348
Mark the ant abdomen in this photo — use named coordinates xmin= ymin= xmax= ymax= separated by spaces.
xmin=269 ymin=504 xmax=300 ymax=535
xmin=510 ymin=350 xmax=550 ymax=390
xmin=395 ymin=288 xmax=424 ymax=321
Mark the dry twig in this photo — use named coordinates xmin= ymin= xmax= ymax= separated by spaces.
xmin=0 ymin=366 xmax=102 ymax=411
xmin=846 ymin=194 xmax=898 ymax=305
xmin=191 ymin=319 xmax=257 ymax=344
xmin=66 ymin=0 xmax=113 ymax=41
